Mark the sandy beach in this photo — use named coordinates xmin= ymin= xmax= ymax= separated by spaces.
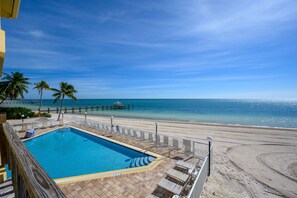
xmin=60 ymin=114 xmax=297 ymax=198
xmin=9 ymin=113 xmax=297 ymax=197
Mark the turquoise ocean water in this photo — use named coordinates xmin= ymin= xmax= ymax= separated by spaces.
xmin=2 ymin=99 xmax=297 ymax=129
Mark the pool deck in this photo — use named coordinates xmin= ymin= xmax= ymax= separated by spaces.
xmin=17 ymin=124 xmax=194 ymax=198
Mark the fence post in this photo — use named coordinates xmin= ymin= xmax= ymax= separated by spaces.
xmin=79 ymin=107 xmax=81 ymax=113
xmin=207 ymin=136 xmax=213 ymax=176
xmin=111 ymin=116 xmax=113 ymax=128
xmin=155 ymin=122 xmax=158 ymax=146
xmin=72 ymin=107 xmax=74 ymax=113
xmin=47 ymin=108 xmax=50 ymax=113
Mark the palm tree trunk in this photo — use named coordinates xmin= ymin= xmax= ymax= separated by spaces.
xmin=39 ymin=90 xmax=43 ymax=117
xmin=57 ymin=95 xmax=65 ymax=121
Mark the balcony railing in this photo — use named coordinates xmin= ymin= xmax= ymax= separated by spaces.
xmin=0 ymin=114 xmax=65 ymax=198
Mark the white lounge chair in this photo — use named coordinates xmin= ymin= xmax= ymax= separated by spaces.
xmin=158 ymin=178 xmax=183 ymax=195
xmin=167 ymin=169 xmax=189 ymax=183
xmin=176 ymin=160 xmax=195 ymax=173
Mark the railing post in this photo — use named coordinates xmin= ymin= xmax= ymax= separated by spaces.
xmin=155 ymin=122 xmax=158 ymax=146
xmin=207 ymin=136 xmax=213 ymax=176
xmin=0 ymin=113 xmax=8 ymax=183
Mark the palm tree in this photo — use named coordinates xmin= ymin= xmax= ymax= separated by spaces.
xmin=52 ymin=82 xmax=77 ymax=121
xmin=0 ymin=72 xmax=30 ymax=104
xmin=34 ymin=80 xmax=50 ymax=116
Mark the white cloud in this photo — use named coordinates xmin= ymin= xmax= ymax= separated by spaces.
xmin=28 ymin=30 xmax=45 ymax=38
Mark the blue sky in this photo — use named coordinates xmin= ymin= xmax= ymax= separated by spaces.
xmin=2 ymin=0 xmax=297 ymax=99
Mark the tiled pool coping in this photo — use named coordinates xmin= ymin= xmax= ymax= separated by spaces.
xmin=24 ymin=126 xmax=164 ymax=185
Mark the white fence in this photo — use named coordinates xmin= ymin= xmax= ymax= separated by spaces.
xmin=70 ymin=116 xmax=209 ymax=159
xmin=187 ymin=145 xmax=213 ymax=198
xmin=11 ymin=119 xmax=62 ymax=132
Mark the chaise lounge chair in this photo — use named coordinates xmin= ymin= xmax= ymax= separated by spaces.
xmin=176 ymin=160 xmax=195 ymax=173
xmin=158 ymin=178 xmax=183 ymax=195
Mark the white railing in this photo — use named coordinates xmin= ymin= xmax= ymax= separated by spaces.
xmin=10 ymin=119 xmax=62 ymax=132
xmin=70 ymin=116 xmax=209 ymax=159
xmin=187 ymin=145 xmax=213 ymax=198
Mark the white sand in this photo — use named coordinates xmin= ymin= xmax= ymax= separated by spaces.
xmin=10 ymin=113 xmax=297 ymax=197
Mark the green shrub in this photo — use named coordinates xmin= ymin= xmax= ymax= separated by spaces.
xmin=0 ymin=107 xmax=36 ymax=119
xmin=40 ymin=112 xmax=51 ymax=118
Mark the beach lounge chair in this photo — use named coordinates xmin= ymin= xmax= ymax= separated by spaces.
xmin=172 ymin=139 xmax=179 ymax=150
xmin=110 ymin=126 xmax=115 ymax=133
xmin=158 ymin=178 xmax=183 ymax=195
xmin=102 ymin=124 xmax=107 ymax=131
xmin=143 ymin=131 xmax=149 ymax=141
xmin=163 ymin=136 xmax=169 ymax=146
xmin=140 ymin=131 xmax=145 ymax=141
xmin=156 ymin=159 xmax=197 ymax=196
xmin=90 ymin=122 xmax=95 ymax=128
xmin=94 ymin=123 xmax=99 ymax=130
xmin=21 ymin=123 xmax=29 ymax=131
xmin=183 ymin=139 xmax=192 ymax=154
xmin=104 ymin=124 xmax=108 ymax=131
xmin=148 ymin=132 xmax=154 ymax=143
xmin=99 ymin=124 xmax=104 ymax=130
xmin=128 ymin=129 xmax=134 ymax=137
xmin=119 ymin=127 xmax=125 ymax=136
xmin=132 ymin=130 xmax=138 ymax=139
xmin=156 ymin=134 xmax=161 ymax=146
xmin=126 ymin=129 xmax=131 ymax=136
xmin=176 ymin=160 xmax=195 ymax=173
xmin=167 ymin=169 xmax=189 ymax=183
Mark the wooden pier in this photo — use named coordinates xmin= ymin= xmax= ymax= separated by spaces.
xmin=0 ymin=100 xmax=37 ymax=105
xmin=41 ymin=104 xmax=133 ymax=114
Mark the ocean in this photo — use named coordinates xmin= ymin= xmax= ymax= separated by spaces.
xmin=2 ymin=99 xmax=297 ymax=129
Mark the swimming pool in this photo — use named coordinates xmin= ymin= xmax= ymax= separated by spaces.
xmin=22 ymin=127 xmax=159 ymax=182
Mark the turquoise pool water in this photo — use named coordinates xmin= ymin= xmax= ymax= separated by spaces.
xmin=10 ymin=128 xmax=155 ymax=179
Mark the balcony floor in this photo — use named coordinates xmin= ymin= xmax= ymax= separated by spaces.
xmin=0 ymin=179 xmax=14 ymax=198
